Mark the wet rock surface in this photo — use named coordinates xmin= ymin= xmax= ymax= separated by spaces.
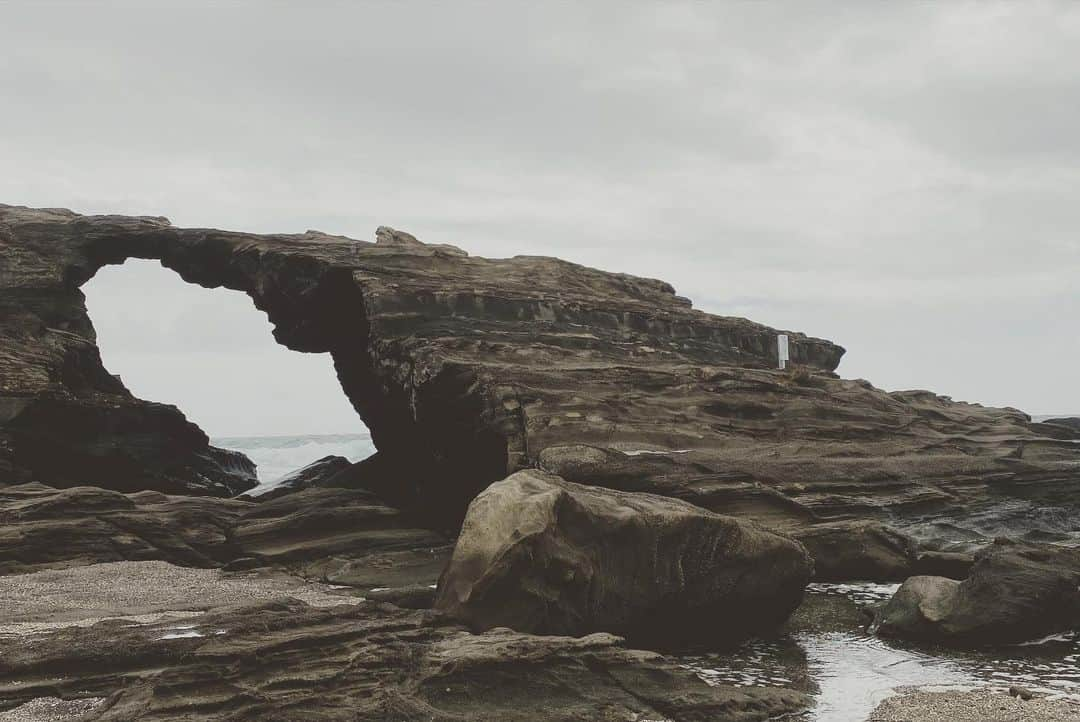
xmin=0 ymin=562 xmax=810 ymax=722
xmin=681 ymin=581 xmax=1080 ymax=720
xmin=434 ymin=470 xmax=811 ymax=644
xmin=873 ymin=539 xmax=1080 ymax=645
xmin=3 ymin=205 xmax=1079 ymax=534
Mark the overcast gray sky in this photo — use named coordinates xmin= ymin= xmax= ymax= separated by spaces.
xmin=4 ymin=2 xmax=1078 ymax=435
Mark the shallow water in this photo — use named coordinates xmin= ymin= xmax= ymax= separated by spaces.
xmin=680 ymin=583 xmax=1080 ymax=721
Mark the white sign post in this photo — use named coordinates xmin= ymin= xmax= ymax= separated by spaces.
xmin=777 ymin=334 xmax=789 ymax=370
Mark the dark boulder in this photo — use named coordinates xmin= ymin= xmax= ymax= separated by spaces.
xmin=793 ymin=520 xmax=918 ymax=581
xmin=434 ymin=470 xmax=812 ymax=645
xmin=872 ymin=539 xmax=1080 ymax=645
xmin=236 ymin=455 xmax=352 ymax=501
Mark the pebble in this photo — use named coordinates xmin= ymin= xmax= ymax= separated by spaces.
xmin=0 ymin=697 xmax=104 ymax=722
xmin=869 ymin=688 xmax=1080 ymax=721
xmin=0 ymin=560 xmax=362 ymax=634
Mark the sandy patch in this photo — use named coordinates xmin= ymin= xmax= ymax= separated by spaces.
xmin=869 ymin=687 xmax=1080 ymax=721
xmin=0 ymin=560 xmax=362 ymax=632
xmin=0 ymin=697 xmax=104 ymax=722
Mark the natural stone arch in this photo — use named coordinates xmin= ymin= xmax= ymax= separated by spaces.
xmin=1 ymin=208 xmax=529 ymax=519
xmin=17 ymin=204 xmax=1071 ymax=535
xmin=83 ymin=257 xmax=365 ymax=454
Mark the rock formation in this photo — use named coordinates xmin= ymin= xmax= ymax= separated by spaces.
xmin=434 ymin=470 xmax=811 ymax=644
xmin=792 ymin=520 xmax=919 ymax=582
xmin=4 ymin=203 xmax=1080 ymax=721
xmin=912 ymin=550 xmax=974 ymax=580
xmin=872 ymin=538 xmax=1080 ymax=645
xmin=6 ymin=204 xmax=1077 ymax=533
xmin=0 ymin=594 xmax=811 ymax=721
xmin=0 ymin=482 xmax=445 ymax=578
xmin=1044 ymin=417 xmax=1080 ymax=433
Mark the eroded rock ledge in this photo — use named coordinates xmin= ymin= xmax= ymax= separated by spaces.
xmin=2 ymin=204 xmax=1078 ymax=530
xmin=0 ymin=588 xmax=811 ymax=721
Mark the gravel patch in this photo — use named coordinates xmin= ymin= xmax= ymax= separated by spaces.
xmin=0 ymin=697 xmax=104 ymax=722
xmin=0 ymin=560 xmax=362 ymax=630
xmin=0 ymin=610 xmax=204 ymax=638
xmin=869 ymin=687 xmax=1080 ymax=721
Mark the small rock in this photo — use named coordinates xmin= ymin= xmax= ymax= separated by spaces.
xmin=873 ymin=539 xmax=1080 ymax=645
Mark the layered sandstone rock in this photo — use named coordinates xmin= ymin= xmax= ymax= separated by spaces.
xmin=434 ymin=470 xmax=812 ymax=644
xmin=793 ymin=520 xmax=919 ymax=582
xmin=872 ymin=538 xmax=1080 ymax=645
xmin=0 ymin=592 xmax=811 ymax=721
xmin=0 ymin=482 xmax=444 ymax=578
xmin=2 ymin=204 xmax=1078 ymax=532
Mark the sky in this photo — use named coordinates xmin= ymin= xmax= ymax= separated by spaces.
xmin=4 ymin=2 xmax=1079 ymax=434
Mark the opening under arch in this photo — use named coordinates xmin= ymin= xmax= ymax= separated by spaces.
xmin=83 ymin=259 xmax=375 ymax=484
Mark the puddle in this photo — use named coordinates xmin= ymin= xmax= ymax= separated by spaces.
xmin=158 ymin=629 xmax=205 ymax=640
xmin=679 ymin=583 xmax=1080 ymax=721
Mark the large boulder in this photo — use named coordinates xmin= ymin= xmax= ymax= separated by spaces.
xmin=872 ymin=538 xmax=1080 ymax=644
xmin=434 ymin=470 xmax=812 ymax=645
xmin=792 ymin=520 xmax=918 ymax=581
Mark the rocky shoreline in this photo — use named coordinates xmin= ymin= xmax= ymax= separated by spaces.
xmin=2 ymin=204 xmax=1079 ymax=720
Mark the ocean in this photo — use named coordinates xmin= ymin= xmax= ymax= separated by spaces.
xmin=212 ymin=433 xmax=376 ymax=483
xmin=217 ymin=415 xmax=1080 ymax=483
xmin=1033 ymin=414 xmax=1079 ymax=422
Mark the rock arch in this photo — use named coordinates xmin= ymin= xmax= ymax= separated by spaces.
xmin=1 ymin=208 xmax=530 ymax=519
xmin=10 ymin=204 xmax=1070 ymax=532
